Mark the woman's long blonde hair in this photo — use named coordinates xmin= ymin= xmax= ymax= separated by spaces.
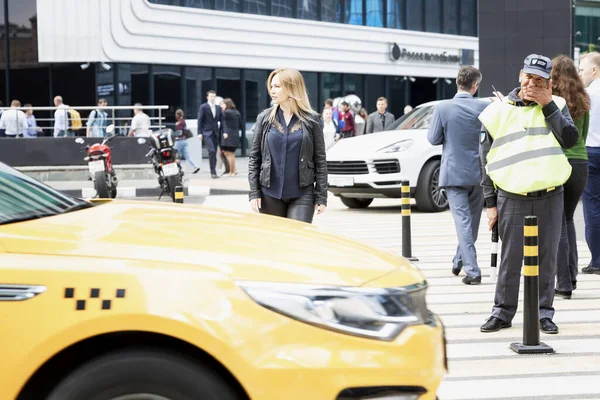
xmin=267 ymin=68 xmax=316 ymax=123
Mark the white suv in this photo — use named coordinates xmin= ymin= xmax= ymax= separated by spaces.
xmin=326 ymin=99 xmax=488 ymax=212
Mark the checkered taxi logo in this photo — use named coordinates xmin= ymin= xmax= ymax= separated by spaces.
xmin=64 ymin=287 xmax=127 ymax=311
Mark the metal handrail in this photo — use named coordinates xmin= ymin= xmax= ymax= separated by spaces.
xmin=0 ymin=105 xmax=170 ymax=136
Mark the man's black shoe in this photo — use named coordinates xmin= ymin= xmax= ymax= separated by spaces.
xmin=582 ymin=266 xmax=600 ymax=274
xmin=211 ymin=173 xmax=219 ymax=179
xmin=462 ymin=275 xmax=481 ymax=285
xmin=555 ymin=289 xmax=572 ymax=299
xmin=540 ymin=318 xmax=559 ymax=334
xmin=480 ymin=317 xmax=511 ymax=333
xmin=572 ymin=281 xmax=577 ymax=290
xmin=452 ymin=260 xmax=463 ymax=276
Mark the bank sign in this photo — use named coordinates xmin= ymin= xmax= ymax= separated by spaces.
xmin=389 ymin=43 xmax=474 ymax=65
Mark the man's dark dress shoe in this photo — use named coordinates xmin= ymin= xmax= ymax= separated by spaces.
xmin=582 ymin=266 xmax=600 ymax=274
xmin=462 ymin=275 xmax=481 ymax=285
xmin=211 ymin=173 xmax=219 ymax=179
xmin=480 ymin=317 xmax=511 ymax=333
xmin=555 ymin=289 xmax=572 ymax=299
xmin=452 ymin=260 xmax=463 ymax=276
xmin=540 ymin=318 xmax=559 ymax=334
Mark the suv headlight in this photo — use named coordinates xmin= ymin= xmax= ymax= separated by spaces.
xmin=237 ymin=281 xmax=428 ymax=341
xmin=377 ymin=139 xmax=414 ymax=153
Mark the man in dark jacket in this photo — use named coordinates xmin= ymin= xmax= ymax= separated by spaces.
xmin=198 ymin=90 xmax=225 ymax=178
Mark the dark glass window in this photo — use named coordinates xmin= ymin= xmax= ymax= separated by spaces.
xmin=116 ymin=64 xmax=149 ymax=135
xmin=459 ymin=0 xmax=477 ymax=36
xmin=97 ymin=68 xmax=116 ymax=106
xmin=0 ymin=0 xmax=4 ymax=105
xmin=346 ymin=0 xmax=364 ymax=25
xmin=387 ymin=76 xmax=407 ymax=118
xmin=365 ymin=75 xmax=385 ymax=112
xmin=216 ymin=68 xmax=242 ymax=114
xmin=322 ymin=0 xmax=342 ymax=22
xmin=185 ymin=67 xmax=212 ymax=119
xmin=366 ymin=0 xmax=384 ymax=27
xmin=443 ymin=0 xmax=458 ymax=35
xmin=323 ymin=73 xmax=342 ymax=102
xmin=272 ymin=0 xmax=294 ymax=17
xmin=406 ymin=0 xmax=423 ymax=31
xmin=181 ymin=0 xmax=213 ymax=9
xmin=387 ymin=0 xmax=404 ymax=29
xmin=302 ymin=71 xmax=318 ymax=112
xmin=425 ymin=0 xmax=441 ymax=33
xmin=215 ymin=0 xmax=240 ymax=12
xmin=154 ymin=65 xmax=182 ymax=123
xmin=245 ymin=69 xmax=269 ymax=126
xmin=344 ymin=74 xmax=364 ymax=105
xmin=244 ymin=0 xmax=268 ymax=14
xmin=298 ymin=0 xmax=318 ymax=20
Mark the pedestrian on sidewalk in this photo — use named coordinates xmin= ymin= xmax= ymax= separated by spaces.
xmin=198 ymin=90 xmax=225 ymax=179
xmin=220 ymin=98 xmax=241 ymax=176
xmin=577 ymin=51 xmax=600 ymax=275
xmin=0 ymin=100 xmax=28 ymax=138
xmin=427 ymin=66 xmax=488 ymax=285
xmin=479 ymin=54 xmax=578 ymax=335
xmin=174 ymin=109 xmax=200 ymax=174
xmin=248 ymin=68 xmax=328 ymax=223
xmin=551 ymin=55 xmax=591 ymax=298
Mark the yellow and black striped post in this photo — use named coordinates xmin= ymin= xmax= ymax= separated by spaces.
xmin=510 ymin=216 xmax=553 ymax=354
xmin=174 ymin=185 xmax=184 ymax=204
xmin=401 ymin=181 xmax=418 ymax=262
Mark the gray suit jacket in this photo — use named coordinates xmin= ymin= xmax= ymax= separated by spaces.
xmin=366 ymin=111 xmax=395 ymax=134
xmin=427 ymin=93 xmax=489 ymax=187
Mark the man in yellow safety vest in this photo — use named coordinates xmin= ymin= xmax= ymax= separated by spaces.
xmin=479 ymin=54 xmax=579 ymax=335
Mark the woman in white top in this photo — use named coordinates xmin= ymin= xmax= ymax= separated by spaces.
xmin=321 ymin=107 xmax=340 ymax=150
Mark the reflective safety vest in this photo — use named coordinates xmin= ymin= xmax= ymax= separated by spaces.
xmin=478 ymin=95 xmax=572 ymax=194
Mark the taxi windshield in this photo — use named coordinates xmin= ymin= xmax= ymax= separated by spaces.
xmin=0 ymin=162 xmax=93 ymax=225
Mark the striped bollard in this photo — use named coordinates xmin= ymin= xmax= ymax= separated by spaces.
xmin=490 ymin=223 xmax=498 ymax=283
xmin=401 ymin=181 xmax=418 ymax=262
xmin=175 ymin=186 xmax=184 ymax=204
xmin=510 ymin=216 xmax=553 ymax=354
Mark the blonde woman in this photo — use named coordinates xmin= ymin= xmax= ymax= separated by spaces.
xmin=248 ymin=68 xmax=328 ymax=223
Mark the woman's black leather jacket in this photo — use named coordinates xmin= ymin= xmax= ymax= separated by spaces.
xmin=248 ymin=107 xmax=328 ymax=205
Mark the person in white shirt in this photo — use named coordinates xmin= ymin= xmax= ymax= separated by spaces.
xmin=321 ymin=107 xmax=340 ymax=150
xmin=578 ymin=52 xmax=600 ymax=274
xmin=128 ymin=103 xmax=151 ymax=137
xmin=53 ymin=96 xmax=71 ymax=137
xmin=0 ymin=100 xmax=28 ymax=138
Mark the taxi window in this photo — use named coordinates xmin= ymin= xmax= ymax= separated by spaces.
xmin=388 ymin=106 xmax=434 ymax=131
xmin=0 ymin=162 xmax=86 ymax=225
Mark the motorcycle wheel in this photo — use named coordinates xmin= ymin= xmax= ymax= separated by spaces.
xmin=94 ymin=171 xmax=110 ymax=198
xmin=166 ymin=174 xmax=183 ymax=202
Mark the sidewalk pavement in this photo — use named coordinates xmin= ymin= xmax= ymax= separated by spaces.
xmin=43 ymin=157 xmax=251 ymax=198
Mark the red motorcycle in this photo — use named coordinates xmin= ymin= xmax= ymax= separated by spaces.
xmin=75 ymin=125 xmax=118 ymax=198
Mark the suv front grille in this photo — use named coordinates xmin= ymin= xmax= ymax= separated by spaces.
xmin=327 ymin=161 xmax=369 ymax=175
xmin=373 ymin=159 xmax=400 ymax=174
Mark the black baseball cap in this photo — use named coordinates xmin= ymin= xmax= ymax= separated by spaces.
xmin=523 ymin=54 xmax=552 ymax=79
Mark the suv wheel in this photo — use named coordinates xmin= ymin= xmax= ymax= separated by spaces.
xmin=340 ymin=196 xmax=374 ymax=209
xmin=415 ymin=160 xmax=448 ymax=212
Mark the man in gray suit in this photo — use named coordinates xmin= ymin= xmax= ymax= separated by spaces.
xmin=427 ymin=66 xmax=489 ymax=285
xmin=366 ymin=97 xmax=395 ymax=134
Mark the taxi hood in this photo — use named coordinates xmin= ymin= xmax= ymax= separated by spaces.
xmin=0 ymin=201 xmax=424 ymax=287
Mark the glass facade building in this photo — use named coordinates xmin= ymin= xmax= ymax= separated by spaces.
xmin=2 ymin=0 xmax=477 ymax=154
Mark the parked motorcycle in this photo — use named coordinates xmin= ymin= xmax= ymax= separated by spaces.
xmin=75 ymin=125 xmax=118 ymax=199
xmin=137 ymin=129 xmax=184 ymax=202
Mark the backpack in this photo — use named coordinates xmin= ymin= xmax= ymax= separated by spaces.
xmin=68 ymin=109 xmax=82 ymax=131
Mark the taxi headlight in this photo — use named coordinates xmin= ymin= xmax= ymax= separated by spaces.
xmin=377 ymin=139 xmax=414 ymax=153
xmin=237 ymin=281 xmax=427 ymax=341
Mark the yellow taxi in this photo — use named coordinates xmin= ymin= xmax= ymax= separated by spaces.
xmin=0 ymin=162 xmax=446 ymax=400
